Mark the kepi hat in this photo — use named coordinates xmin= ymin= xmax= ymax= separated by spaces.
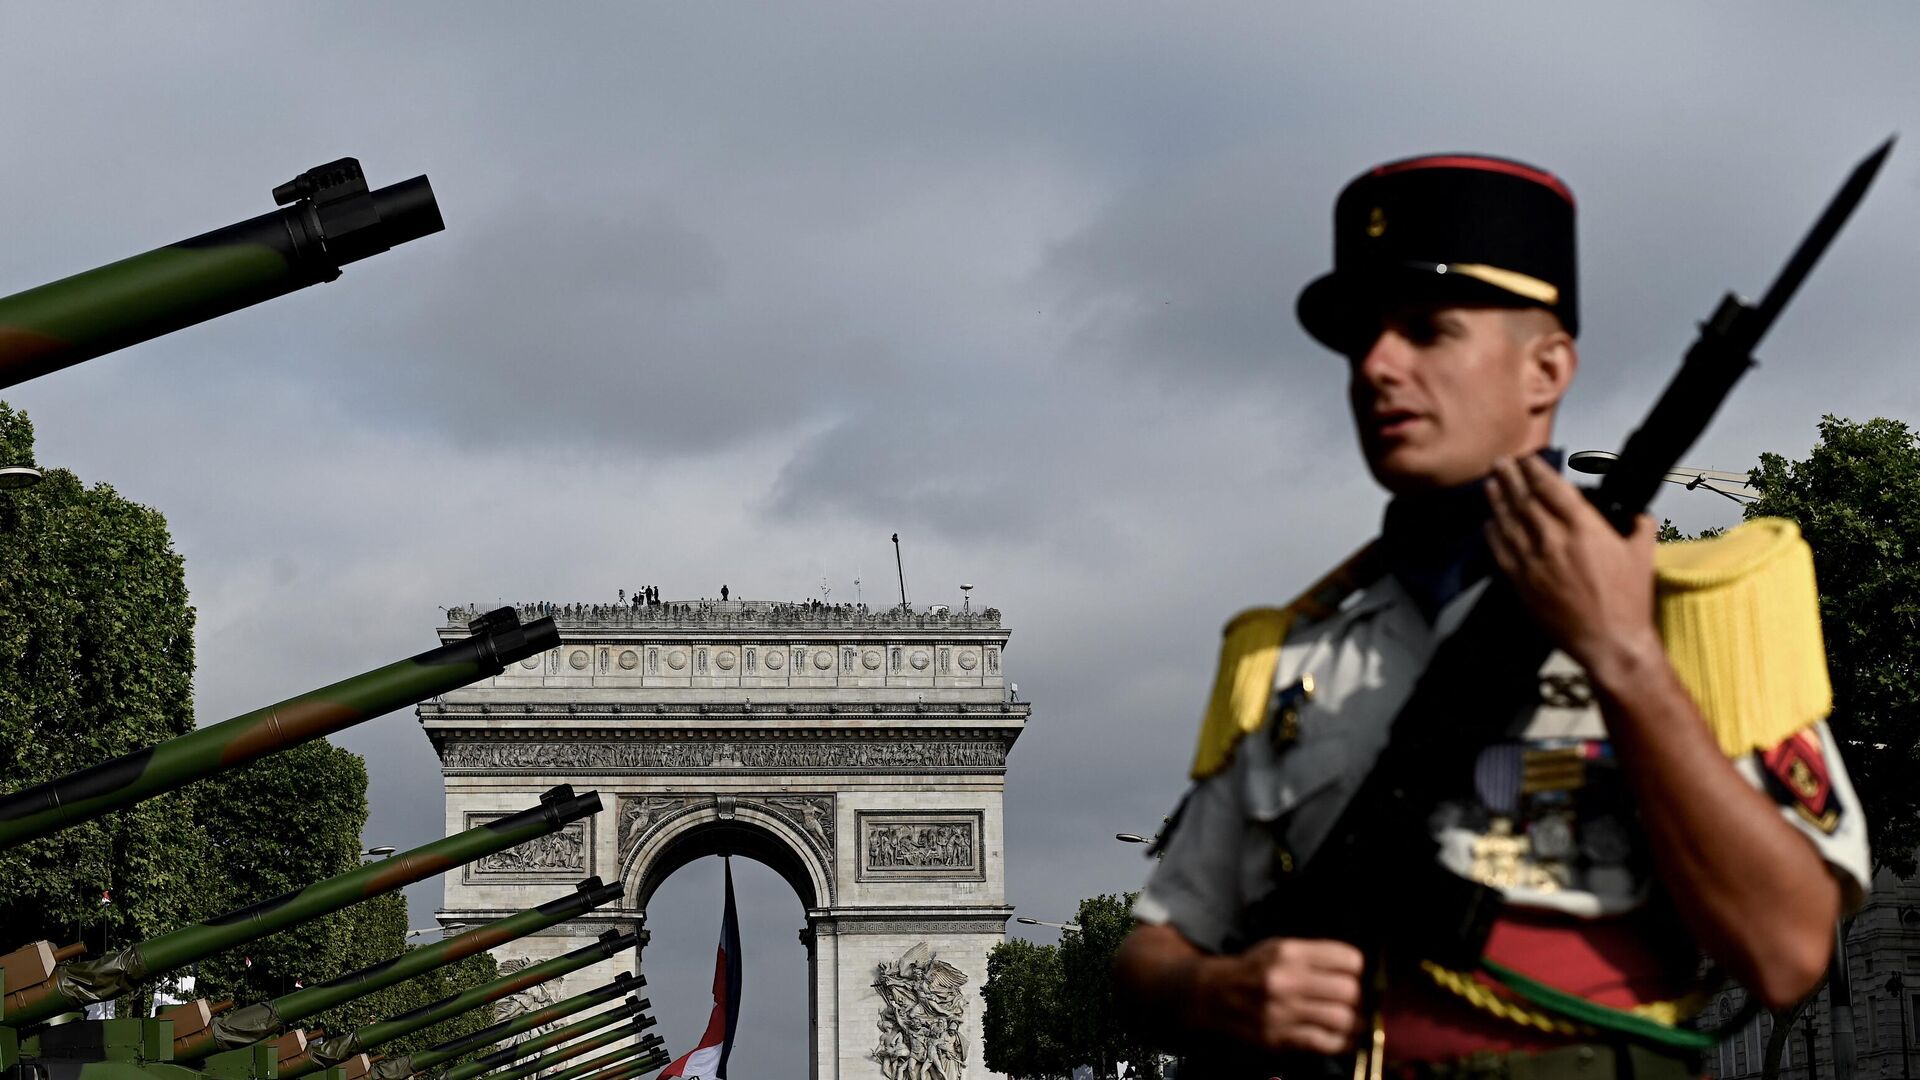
xmin=1297 ymin=154 xmax=1578 ymax=354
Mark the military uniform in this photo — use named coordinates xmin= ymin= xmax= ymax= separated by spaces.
xmin=1133 ymin=155 xmax=1872 ymax=1072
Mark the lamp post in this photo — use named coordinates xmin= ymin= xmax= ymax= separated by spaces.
xmin=0 ymin=465 xmax=41 ymax=490
xmin=361 ymin=846 xmax=397 ymax=859
xmin=1013 ymin=917 xmax=1081 ymax=933
xmin=405 ymin=922 xmax=466 ymax=939
xmin=1567 ymin=450 xmax=1758 ymax=504
xmin=1114 ymin=833 xmax=1152 ymax=846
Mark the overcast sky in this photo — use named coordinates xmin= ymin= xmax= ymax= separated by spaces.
xmin=6 ymin=5 xmax=1920 ymax=1077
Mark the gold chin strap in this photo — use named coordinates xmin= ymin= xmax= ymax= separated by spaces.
xmin=1440 ymin=263 xmax=1561 ymax=306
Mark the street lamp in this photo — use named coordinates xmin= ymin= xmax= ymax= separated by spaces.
xmin=1567 ymin=450 xmax=1758 ymax=504
xmin=1014 ymin=917 xmax=1081 ymax=932
xmin=404 ymin=922 xmax=466 ymax=939
xmin=0 ymin=466 xmax=41 ymax=490
xmin=1115 ymin=833 xmax=1152 ymax=845
xmin=361 ymin=846 xmax=397 ymax=859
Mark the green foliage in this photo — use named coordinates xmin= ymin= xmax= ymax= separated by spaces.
xmin=0 ymin=399 xmax=492 ymax=1037
xmin=984 ymin=894 xmax=1160 ymax=1080
xmin=1060 ymin=894 xmax=1159 ymax=1080
xmin=192 ymin=741 xmax=374 ymax=1005
xmin=0 ymin=401 xmax=201 ymax=952
xmin=982 ymin=938 xmax=1069 ymax=1079
xmin=1743 ymin=415 xmax=1920 ymax=876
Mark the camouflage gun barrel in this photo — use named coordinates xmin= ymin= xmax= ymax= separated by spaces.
xmin=285 ymin=929 xmax=641 ymax=1078
xmin=0 ymin=607 xmax=556 ymax=850
xmin=175 ymin=876 xmax=624 ymax=1061
xmin=1 ymin=784 xmax=600 ymax=1027
xmin=0 ymin=157 xmax=443 ymax=389
xmin=422 ymin=995 xmax=651 ymax=1080
xmin=590 ymin=1057 xmax=671 ymax=1080
xmin=449 ymin=1017 xmax=653 ymax=1080
xmin=434 ymin=975 xmax=645 ymax=1080
xmin=538 ymin=1038 xmax=661 ymax=1080
xmin=582 ymin=1056 xmax=671 ymax=1080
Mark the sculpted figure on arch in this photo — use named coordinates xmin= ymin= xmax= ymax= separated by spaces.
xmin=1114 ymin=155 xmax=1871 ymax=1079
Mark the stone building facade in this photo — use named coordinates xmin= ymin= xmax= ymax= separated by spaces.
xmin=1707 ymin=866 xmax=1920 ymax=1080
xmin=417 ymin=598 xmax=1028 ymax=1080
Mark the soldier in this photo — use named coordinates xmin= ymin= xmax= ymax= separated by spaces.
xmin=1113 ymin=155 xmax=1871 ymax=1076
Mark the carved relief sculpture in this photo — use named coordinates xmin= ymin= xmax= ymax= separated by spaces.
xmin=491 ymin=957 xmax=564 ymax=1046
xmin=473 ymin=822 xmax=588 ymax=874
xmin=618 ymin=794 xmax=700 ymax=853
xmin=765 ymin=795 xmax=835 ymax=854
xmin=871 ymin=943 xmax=969 ymax=1080
xmin=866 ymin=823 xmax=973 ymax=869
xmin=444 ymin=740 xmax=1009 ymax=773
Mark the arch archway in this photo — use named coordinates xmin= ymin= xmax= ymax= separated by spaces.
xmin=425 ymin=599 xmax=1029 ymax=1078
xmin=624 ymin=800 xmax=832 ymax=913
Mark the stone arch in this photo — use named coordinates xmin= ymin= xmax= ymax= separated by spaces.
xmin=622 ymin=799 xmax=834 ymax=912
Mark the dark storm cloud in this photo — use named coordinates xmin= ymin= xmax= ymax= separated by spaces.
xmin=10 ymin=6 xmax=1920 ymax=1077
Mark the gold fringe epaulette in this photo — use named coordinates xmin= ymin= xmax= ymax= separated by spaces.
xmin=1187 ymin=517 xmax=1831 ymax=780
xmin=1652 ymin=517 xmax=1832 ymax=757
xmin=1189 ymin=545 xmax=1379 ymax=779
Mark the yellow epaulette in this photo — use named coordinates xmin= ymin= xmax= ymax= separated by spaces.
xmin=1653 ymin=517 xmax=1832 ymax=757
xmin=1187 ymin=517 xmax=1831 ymax=780
xmin=1188 ymin=544 xmax=1380 ymax=780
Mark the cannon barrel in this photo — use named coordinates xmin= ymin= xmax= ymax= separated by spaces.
xmin=2 ymin=784 xmax=599 ymax=1027
xmin=175 ymin=876 xmax=623 ymax=1061
xmin=539 ymin=1039 xmax=660 ymax=1080
xmin=573 ymin=1054 xmax=670 ymax=1080
xmin=0 ymin=608 xmax=556 ymax=850
xmin=0 ymin=157 xmax=443 ymax=389
xmin=285 ymin=929 xmax=641 ymax=1078
xmin=434 ymin=975 xmax=645 ymax=1080
xmin=378 ymin=992 xmax=649 ymax=1080
xmin=429 ymin=995 xmax=651 ymax=1080
xmin=444 ymin=1016 xmax=653 ymax=1080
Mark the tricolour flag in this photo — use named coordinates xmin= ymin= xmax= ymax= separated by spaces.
xmin=659 ymin=858 xmax=742 ymax=1080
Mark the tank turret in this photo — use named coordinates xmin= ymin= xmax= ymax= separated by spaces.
xmin=0 ymin=157 xmax=443 ymax=389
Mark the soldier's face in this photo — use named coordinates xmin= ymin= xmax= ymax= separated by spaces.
xmin=1346 ymin=304 xmax=1563 ymax=492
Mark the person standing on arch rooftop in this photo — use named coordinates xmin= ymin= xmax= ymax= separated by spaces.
xmin=1112 ymin=154 xmax=1870 ymax=1078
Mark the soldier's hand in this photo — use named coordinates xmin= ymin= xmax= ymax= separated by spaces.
xmin=1209 ymin=937 xmax=1365 ymax=1055
xmin=1484 ymin=454 xmax=1662 ymax=675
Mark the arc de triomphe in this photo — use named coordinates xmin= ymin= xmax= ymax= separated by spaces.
xmin=417 ymin=598 xmax=1028 ymax=1079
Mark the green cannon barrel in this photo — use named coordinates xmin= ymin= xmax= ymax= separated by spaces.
xmin=421 ymin=995 xmax=651 ymax=1080
xmin=176 ymin=877 xmax=624 ymax=1061
xmin=0 ymin=607 xmax=556 ymax=850
xmin=441 ymin=1017 xmax=652 ymax=1080
xmin=288 ymin=929 xmax=641 ymax=1078
xmin=0 ymin=157 xmax=443 ymax=389
xmin=539 ymin=1038 xmax=660 ymax=1080
xmin=434 ymin=975 xmax=645 ymax=1080
xmin=3 ymin=784 xmax=600 ymax=1027
xmin=575 ymin=1052 xmax=670 ymax=1080
xmin=587 ymin=1057 xmax=671 ymax=1080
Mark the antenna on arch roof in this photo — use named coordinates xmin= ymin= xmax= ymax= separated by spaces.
xmin=891 ymin=533 xmax=909 ymax=610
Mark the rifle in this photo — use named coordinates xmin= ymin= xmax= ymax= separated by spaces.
xmin=1217 ymin=138 xmax=1893 ymax=1076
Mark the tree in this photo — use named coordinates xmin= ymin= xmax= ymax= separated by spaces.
xmin=0 ymin=402 xmax=203 ymax=954
xmin=985 ymin=894 xmax=1162 ymax=1080
xmin=1743 ymin=415 xmax=1920 ymax=876
xmin=983 ymin=938 xmax=1070 ymax=1080
xmin=0 ymin=400 xmax=495 ymax=1033
xmin=192 ymin=740 xmax=379 ymax=1007
xmin=1059 ymin=894 xmax=1161 ymax=1080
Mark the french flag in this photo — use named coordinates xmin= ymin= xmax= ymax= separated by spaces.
xmin=660 ymin=858 xmax=743 ymax=1079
